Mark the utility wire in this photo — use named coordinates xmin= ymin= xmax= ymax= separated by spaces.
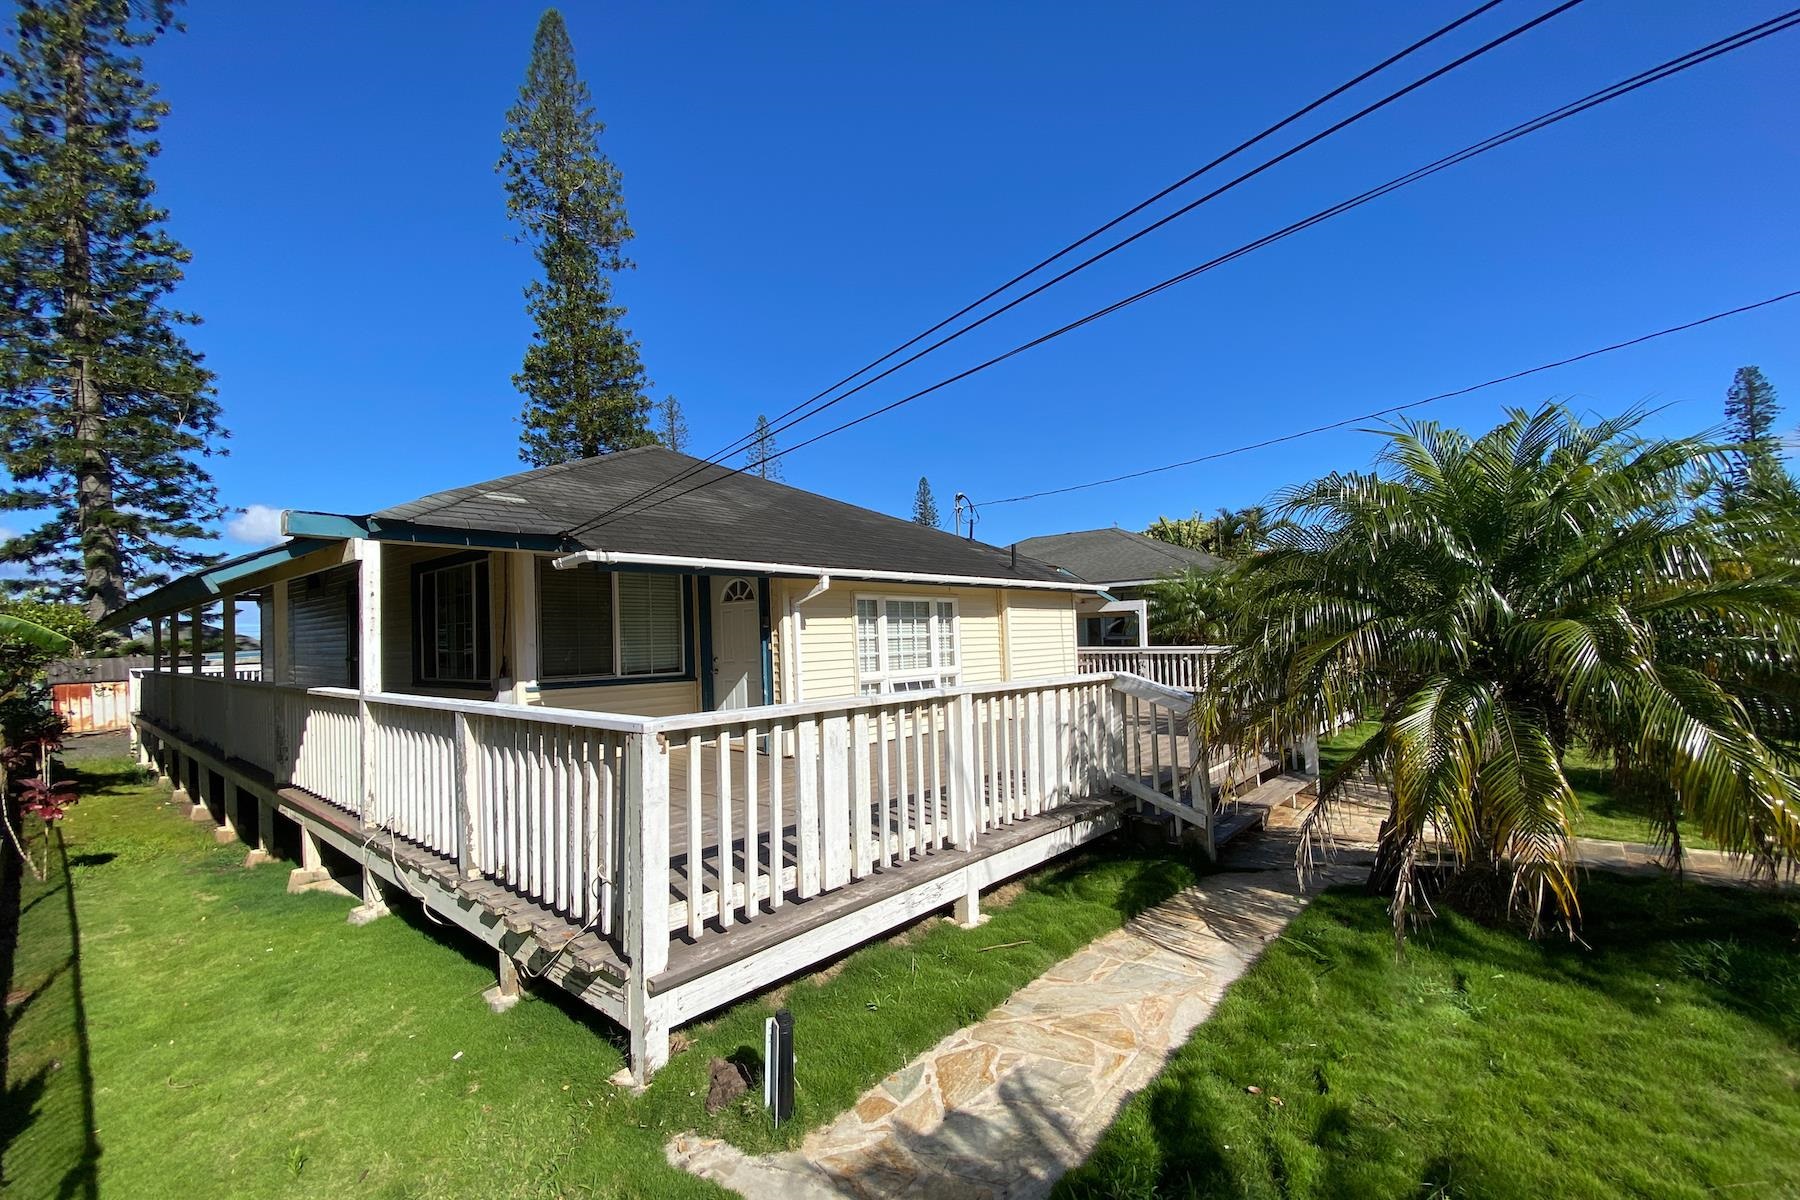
xmin=569 ymin=0 xmax=1578 ymax=534
xmin=976 ymin=289 xmax=1800 ymax=505
xmin=569 ymin=9 xmax=1798 ymax=535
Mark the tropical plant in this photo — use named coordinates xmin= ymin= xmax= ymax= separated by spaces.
xmin=1144 ymin=512 xmax=1214 ymax=552
xmin=1196 ymin=404 xmax=1800 ymax=937
xmin=1145 ymin=566 xmax=1238 ymax=645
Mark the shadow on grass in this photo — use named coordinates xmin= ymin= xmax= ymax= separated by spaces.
xmin=0 ymin=815 xmax=101 ymax=1199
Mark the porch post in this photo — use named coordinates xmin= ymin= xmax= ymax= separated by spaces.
xmin=508 ymin=553 xmax=539 ymax=704
xmin=951 ymin=692 xmax=978 ymax=849
xmin=188 ymin=604 xmax=203 ymax=672
xmin=220 ymin=595 xmax=236 ymax=677
xmin=150 ymin=615 xmax=163 ymax=672
xmin=624 ymin=728 xmax=671 ymax=1084
xmin=353 ymin=541 xmax=383 ymax=825
xmin=268 ymin=580 xmax=290 ymax=686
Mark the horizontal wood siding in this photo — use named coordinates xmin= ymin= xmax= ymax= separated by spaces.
xmin=957 ymin=589 xmax=1004 ymax=683
xmin=544 ymin=680 xmax=700 ymax=718
xmin=791 ymin=582 xmax=1014 ymax=699
xmin=1005 ymin=591 xmax=1077 ymax=680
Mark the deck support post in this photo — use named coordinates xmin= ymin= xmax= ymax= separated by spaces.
xmin=1301 ymin=734 xmax=1320 ymax=778
xmin=622 ymin=730 xmax=672 ymax=1087
xmin=347 ymin=870 xmax=390 ymax=926
xmin=288 ymin=826 xmax=331 ymax=892
xmin=484 ymin=951 xmax=522 ymax=1014
xmin=188 ymin=761 xmax=213 ymax=822
xmin=169 ymin=749 xmax=188 ymax=803
xmin=952 ymin=869 xmax=988 ymax=928
xmin=214 ymin=774 xmax=240 ymax=844
xmin=245 ymin=793 xmax=276 ymax=867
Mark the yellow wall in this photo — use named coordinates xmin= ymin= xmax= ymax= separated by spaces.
xmin=537 ymin=679 xmax=701 ymax=718
xmin=1004 ymin=589 xmax=1079 ymax=679
xmin=775 ymin=579 xmax=1077 ymax=703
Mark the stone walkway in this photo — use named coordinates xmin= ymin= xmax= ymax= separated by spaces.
xmin=667 ymin=827 xmax=1373 ymax=1200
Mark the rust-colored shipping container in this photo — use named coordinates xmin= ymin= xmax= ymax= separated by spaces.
xmin=52 ymin=680 xmax=133 ymax=734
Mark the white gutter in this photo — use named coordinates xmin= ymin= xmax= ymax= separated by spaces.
xmin=550 ymin=549 xmax=1101 ymax=593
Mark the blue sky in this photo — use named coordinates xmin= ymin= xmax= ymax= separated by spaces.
xmin=55 ymin=1 xmax=1800 ymax=559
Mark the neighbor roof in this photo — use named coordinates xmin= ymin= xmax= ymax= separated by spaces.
xmin=1013 ymin=528 xmax=1221 ymax=585
xmin=369 ymin=446 xmax=1072 ymax=585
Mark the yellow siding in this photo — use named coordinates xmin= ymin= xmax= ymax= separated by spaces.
xmin=1004 ymin=590 xmax=1078 ymax=679
xmin=783 ymin=580 xmax=1065 ymax=701
xmin=538 ymin=679 xmax=700 ymax=718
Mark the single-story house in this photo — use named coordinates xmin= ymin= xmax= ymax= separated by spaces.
xmin=114 ymin=449 xmax=1288 ymax=1081
xmin=1014 ymin=527 xmax=1222 ymax=647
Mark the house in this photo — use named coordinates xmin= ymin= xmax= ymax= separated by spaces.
xmin=1015 ymin=527 xmax=1222 ymax=648
xmin=109 ymin=449 xmax=1278 ymax=1083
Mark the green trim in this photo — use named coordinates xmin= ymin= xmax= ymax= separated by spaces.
xmin=100 ymin=537 xmax=342 ymax=630
xmin=284 ymin=511 xmax=576 ymax=553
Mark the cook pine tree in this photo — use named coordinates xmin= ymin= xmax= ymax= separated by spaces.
xmin=656 ymin=394 xmax=688 ymax=454
xmin=0 ymin=0 xmax=228 ymax=619
xmin=912 ymin=477 xmax=940 ymax=527
xmin=499 ymin=9 xmax=658 ymax=465
xmin=748 ymin=415 xmax=782 ymax=482
xmin=1722 ymin=366 xmax=1789 ymax=501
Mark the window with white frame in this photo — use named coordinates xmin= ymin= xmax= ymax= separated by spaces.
xmin=538 ymin=561 xmax=686 ymax=681
xmin=855 ymin=596 xmax=959 ymax=694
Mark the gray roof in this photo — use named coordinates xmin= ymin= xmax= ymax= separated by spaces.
xmin=373 ymin=446 xmax=1071 ymax=585
xmin=1013 ymin=528 xmax=1221 ymax=585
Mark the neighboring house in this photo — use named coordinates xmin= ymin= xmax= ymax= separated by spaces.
xmin=1014 ymin=527 xmax=1222 ymax=647
xmin=114 ymin=448 xmax=1224 ymax=1082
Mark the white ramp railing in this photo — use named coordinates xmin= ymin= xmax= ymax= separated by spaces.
xmin=1077 ymin=646 xmax=1226 ymax=691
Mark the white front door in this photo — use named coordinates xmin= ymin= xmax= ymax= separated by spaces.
xmin=711 ymin=576 xmax=762 ymax=710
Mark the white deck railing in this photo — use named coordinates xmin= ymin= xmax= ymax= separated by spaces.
xmin=1077 ymin=645 xmax=1227 ymax=691
xmin=132 ymin=668 xmax=1131 ymax=981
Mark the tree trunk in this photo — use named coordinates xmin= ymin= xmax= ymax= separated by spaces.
xmin=61 ymin=33 xmax=125 ymax=621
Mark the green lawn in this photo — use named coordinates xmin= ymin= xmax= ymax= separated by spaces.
xmin=1318 ymin=723 xmax=1715 ymax=850
xmin=1056 ymin=875 xmax=1800 ymax=1200
xmin=2 ymin=755 xmax=1198 ymax=1198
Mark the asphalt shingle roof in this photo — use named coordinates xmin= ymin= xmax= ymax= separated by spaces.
xmin=372 ymin=446 xmax=1071 ymax=585
xmin=1012 ymin=528 xmax=1221 ymax=585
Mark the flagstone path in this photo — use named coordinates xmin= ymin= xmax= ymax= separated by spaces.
xmin=667 ymin=824 xmax=1374 ymax=1200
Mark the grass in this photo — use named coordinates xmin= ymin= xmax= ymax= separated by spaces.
xmin=1055 ymin=875 xmax=1800 ymax=1200
xmin=1317 ymin=723 xmax=1717 ymax=850
xmin=1 ymin=754 xmax=1199 ymax=1198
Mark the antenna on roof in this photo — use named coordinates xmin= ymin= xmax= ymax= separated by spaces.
xmin=953 ymin=493 xmax=978 ymax=541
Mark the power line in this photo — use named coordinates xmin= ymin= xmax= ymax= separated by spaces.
xmin=569 ymin=9 xmax=1799 ymax=535
xmin=976 ymin=289 xmax=1800 ymax=505
xmin=569 ymin=0 xmax=1578 ymax=534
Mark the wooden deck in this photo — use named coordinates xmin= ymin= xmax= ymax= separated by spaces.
xmin=132 ymin=662 xmax=1315 ymax=1082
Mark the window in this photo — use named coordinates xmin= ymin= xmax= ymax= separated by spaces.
xmin=539 ymin=560 xmax=614 ymax=678
xmin=854 ymin=595 xmax=960 ymax=694
xmin=538 ymin=561 xmax=687 ymax=681
xmin=415 ymin=556 xmax=490 ymax=685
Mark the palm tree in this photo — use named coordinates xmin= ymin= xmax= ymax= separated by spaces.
xmin=1145 ymin=567 xmax=1238 ymax=646
xmin=1197 ymin=404 xmax=1800 ymax=935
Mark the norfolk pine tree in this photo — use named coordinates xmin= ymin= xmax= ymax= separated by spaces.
xmin=656 ymin=394 xmax=688 ymax=453
xmin=499 ymin=9 xmax=657 ymax=465
xmin=748 ymin=415 xmax=781 ymax=482
xmin=912 ymin=477 xmax=939 ymax=527
xmin=1722 ymin=366 xmax=1789 ymax=500
xmin=0 ymin=0 xmax=226 ymax=619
